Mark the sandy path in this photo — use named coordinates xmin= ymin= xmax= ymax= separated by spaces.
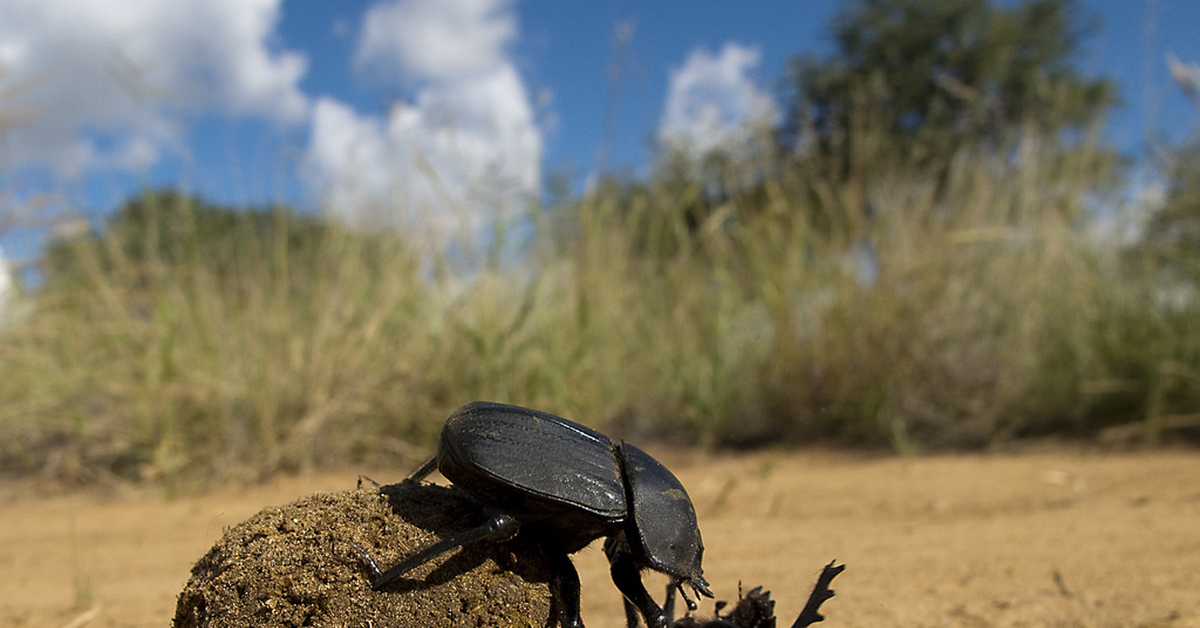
xmin=2 ymin=449 xmax=1198 ymax=627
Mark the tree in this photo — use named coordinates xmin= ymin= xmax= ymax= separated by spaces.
xmin=1146 ymin=57 xmax=1200 ymax=284
xmin=1143 ymin=140 xmax=1200 ymax=286
xmin=42 ymin=190 xmax=326 ymax=280
xmin=778 ymin=0 xmax=1117 ymax=183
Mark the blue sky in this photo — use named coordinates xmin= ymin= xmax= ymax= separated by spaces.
xmin=0 ymin=0 xmax=1198 ymax=270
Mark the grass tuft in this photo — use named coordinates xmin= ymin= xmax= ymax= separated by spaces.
xmin=1 ymin=128 xmax=1197 ymax=485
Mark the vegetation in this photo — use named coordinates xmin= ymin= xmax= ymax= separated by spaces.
xmin=1 ymin=0 xmax=1198 ymax=485
xmin=782 ymin=0 xmax=1115 ymax=146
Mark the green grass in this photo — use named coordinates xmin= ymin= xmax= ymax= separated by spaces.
xmin=0 ymin=129 xmax=1197 ymax=486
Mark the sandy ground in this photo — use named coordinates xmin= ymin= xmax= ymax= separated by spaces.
xmin=2 ymin=448 xmax=1199 ymax=628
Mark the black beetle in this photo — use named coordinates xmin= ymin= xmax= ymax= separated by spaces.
xmin=362 ymin=401 xmax=713 ymax=628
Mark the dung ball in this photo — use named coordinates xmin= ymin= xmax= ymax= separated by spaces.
xmin=173 ymin=481 xmax=553 ymax=627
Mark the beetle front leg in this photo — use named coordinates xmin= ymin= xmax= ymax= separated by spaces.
xmin=607 ymin=550 xmax=667 ymax=628
xmin=621 ymin=598 xmax=641 ymax=628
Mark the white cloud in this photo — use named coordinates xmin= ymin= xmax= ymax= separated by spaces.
xmin=306 ymin=0 xmax=541 ymax=234
xmin=355 ymin=0 xmax=516 ymax=83
xmin=0 ymin=0 xmax=308 ymax=176
xmin=0 ymin=246 xmax=10 ymax=307
xmin=307 ymin=98 xmax=391 ymax=216
xmin=1167 ymin=53 xmax=1200 ymax=107
xmin=659 ymin=42 xmax=778 ymax=158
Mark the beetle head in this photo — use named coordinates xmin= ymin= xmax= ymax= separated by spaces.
xmin=616 ymin=442 xmax=711 ymax=598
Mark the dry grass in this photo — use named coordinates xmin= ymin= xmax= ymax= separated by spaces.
xmin=0 ymin=128 xmax=1197 ymax=485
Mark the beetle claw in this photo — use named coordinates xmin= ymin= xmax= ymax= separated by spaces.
xmin=350 ymin=543 xmax=383 ymax=581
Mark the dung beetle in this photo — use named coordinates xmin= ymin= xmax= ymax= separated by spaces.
xmin=363 ymin=401 xmax=713 ymax=628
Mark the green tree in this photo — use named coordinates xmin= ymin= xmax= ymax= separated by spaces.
xmin=41 ymin=190 xmax=329 ymax=292
xmin=1144 ymin=140 xmax=1200 ymax=285
xmin=778 ymin=0 xmax=1117 ymax=200
xmin=1145 ymin=58 xmax=1200 ymax=284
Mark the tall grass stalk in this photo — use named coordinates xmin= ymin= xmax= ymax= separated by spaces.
xmin=0 ymin=128 xmax=1196 ymax=485
xmin=0 ymin=194 xmax=436 ymax=483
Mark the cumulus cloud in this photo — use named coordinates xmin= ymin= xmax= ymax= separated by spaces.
xmin=0 ymin=0 xmax=308 ymax=176
xmin=1168 ymin=53 xmax=1200 ymax=106
xmin=0 ymin=245 xmax=10 ymax=314
xmin=356 ymin=0 xmax=516 ymax=83
xmin=659 ymin=42 xmax=778 ymax=159
xmin=305 ymin=0 xmax=541 ymax=233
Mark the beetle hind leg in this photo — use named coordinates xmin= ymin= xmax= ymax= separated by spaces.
xmin=371 ymin=512 xmax=520 ymax=589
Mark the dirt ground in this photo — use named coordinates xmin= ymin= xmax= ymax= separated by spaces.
xmin=2 ymin=447 xmax=1199 ymax=628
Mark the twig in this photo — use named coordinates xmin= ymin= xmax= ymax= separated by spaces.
xmin=59 ymin=607 xmax=100 ymax=628
xmin=791 ymin=561 xmax=844 ymax=628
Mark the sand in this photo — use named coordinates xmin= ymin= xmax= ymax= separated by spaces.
xmin=2 ymin=448 xmax=1198 ymax=627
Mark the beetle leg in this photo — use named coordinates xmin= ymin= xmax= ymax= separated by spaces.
xmin=546 ymin=548 xmax=585 ymax=628
xmin=621 ymin=597 xmax=641 ymax=628
xmin=657 ymin=581 xmax=698 ymax=625
xmin=351 ymin=543 xmax=384 ymax=580
xmin=607 ymin=549 xmax=667 ymax=628
xmin=673 ymin=579 xmax=699 ymax=611
xmin=404 ymin=456 xmax=438 ymax=483
xmin=372 ymin=513 xmax=520 ymax=589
